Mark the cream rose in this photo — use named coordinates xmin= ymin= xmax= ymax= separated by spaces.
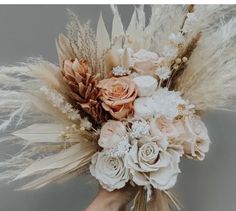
xmin=97 ymin=76 xmax=137 ymax=120
xmin=150 ymin=117 xmax=185 ymax=139
xmin=182 ymin=115 xmax=210 ymax=160
xmin=90 ymin=151 xmax=129 ymax=191
xmin=133 ymin=75 xmax=158 ymax=97
xmin=131 ymin=49 xmax=159 ymax=75
xmin=98 ymin=120 xmax=127 ymax=149
xmin=132 ymin=49 xmax=159 ymax=63
xmin=125 ymin=139 xmax=182 ymax=190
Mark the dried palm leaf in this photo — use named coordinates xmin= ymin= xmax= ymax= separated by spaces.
xmin=15 ymin=141 xmax=98 ymax=190
xmin=96 ymin=13 xmax=110 ymax=59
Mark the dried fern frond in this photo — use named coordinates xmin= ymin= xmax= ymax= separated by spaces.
xmin=147 ymin=5 xmax=188 ymax=53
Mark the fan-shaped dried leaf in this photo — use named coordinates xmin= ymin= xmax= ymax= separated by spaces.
xmin=96 ymin=13 xmax=111 ymax=58
xmin=13 ymin=124 xmax=64 ymax=143
xmin=111 ymin=6 xmax=125 ymax=49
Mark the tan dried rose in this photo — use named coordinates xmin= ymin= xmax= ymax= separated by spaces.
xmin=97 ymin=76 xmax=138 ymax=120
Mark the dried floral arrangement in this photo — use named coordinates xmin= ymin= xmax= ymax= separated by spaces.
xmin=0 ymin=5 xmax=236 ymax=211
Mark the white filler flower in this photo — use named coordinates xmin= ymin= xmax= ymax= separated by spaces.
xmin=130 ymin=120 xmax=150 ymax=139
xmin=155 ymin=67 xmax=171 ymax=80
xmin=112 ymin=66 xmax=131 ymax=76
xmin=152 ymin=88 xmax=186 ymax=119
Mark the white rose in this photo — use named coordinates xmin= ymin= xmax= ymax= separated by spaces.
xmin=132 ymin=49 xmax=159 ymax=62
xmin=98 ymin=120 xmax=127 ymax=149
xmin=131 ymin=49 xmax=159 ymax=75
xmin=150 ymin=117 xmax=185 ymax=139
xmin=134 ymin=97 xmax=155 ymax=119
xmin=125 ymin=140 xmax=182 ymax=190
xmin=150 ymin=148 xmax=182 ymax=190
xmin=90 ymin=151 xmax=129 ymax=191
xmin=182 ymin=115 xmax=211 ymax=160
xmin=133 ymin=75 xmax=158 ymax=97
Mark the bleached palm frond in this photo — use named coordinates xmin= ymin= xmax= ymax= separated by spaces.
xmin=0 ymin=66 xmax=37 ymax=132
xmin=194 ymin=5 xmax=236 ymax=34
xmin=175 ymin=15 xmax=236 ymax=112
xmin=28 ymin=60 xmax=63 ymax=92
xmin=12 ymin=124 xmax=64 ymax=143
xmin=15 ymin=141 xmax=98 ymax=190
xmin=182 ymin=5 xmax=236 ymax=49
xmin=0 ymin=60 xmax=95 ymax=184
xmin=111 ymin=5 xmax=125 ymax=49
xmin=147 ymin=5 xmax=188 ymax=52
xmin=125 ymin=6 xmax=148 ymax=51
xmin=96 ymin=13 xmax=110 ymax=58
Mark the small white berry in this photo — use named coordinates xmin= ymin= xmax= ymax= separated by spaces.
xmin=173 ymin=64 xmax=179 ymax=70
xmin=175 ymin=58 xmax=181 ymax=64
xmin=182 ymin=57 xmax=188 ymax=62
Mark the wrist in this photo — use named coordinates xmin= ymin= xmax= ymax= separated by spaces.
xmin=85 ymin=191 xmax=126 ymax=211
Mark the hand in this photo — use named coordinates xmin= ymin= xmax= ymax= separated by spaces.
xmin=85 ymin=185 xmax=137 ymax=211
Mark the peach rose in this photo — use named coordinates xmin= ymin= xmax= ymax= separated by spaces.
xmin=97 ymin=76 xmax=138 ymax=120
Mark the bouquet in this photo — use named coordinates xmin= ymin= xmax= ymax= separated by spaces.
xmin=0 ymin=5 xmax=236 ymax=210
